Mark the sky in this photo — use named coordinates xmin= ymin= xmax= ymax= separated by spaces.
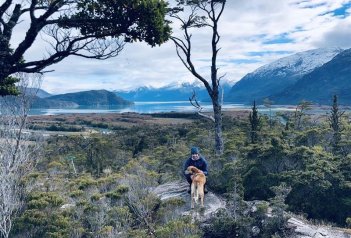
xmin=13 ymin=0 xmax=351 ymax=94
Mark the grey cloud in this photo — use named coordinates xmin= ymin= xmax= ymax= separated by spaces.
xmin=314 ymin=22 xmax=351 ymax=48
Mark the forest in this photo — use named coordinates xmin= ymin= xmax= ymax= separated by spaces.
xmin=1 ymin=94 xmax=351 ymax=237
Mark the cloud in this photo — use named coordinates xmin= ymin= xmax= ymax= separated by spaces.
xmin=263 ymin=33 xmax=295 ymax=45
xmin=9 ymin=0 xmax=351 ymax=94
xmin=314 ymin=20 xmax=351 ymax=48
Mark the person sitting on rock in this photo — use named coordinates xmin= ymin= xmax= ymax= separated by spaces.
xmin=183 ymin=146 xmax=208 ymax=194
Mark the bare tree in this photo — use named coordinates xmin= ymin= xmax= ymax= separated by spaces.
xmin=263 ymin=98 xmax=274 ymax=128
xmin=0 ymin=73 xmax=42 ymax=238
xmin=0 ymin=0 xmax=171 ymax=95
xmin=170 ymin=0 xmax=226 ymax=155
xmin=294 ymin=100 xmax=312 ymax=130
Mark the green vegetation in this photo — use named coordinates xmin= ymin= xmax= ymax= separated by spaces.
xmin=9 ymin=103 xmax=351 ymax=237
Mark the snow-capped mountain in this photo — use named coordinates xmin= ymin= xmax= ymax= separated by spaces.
xmin=226 ymin=48 xmax=343 ymax=103
xmin=115 ymin=82 xmax=232 ymax=102
xmin=272 ymin=48 xmax=351 ymax=105
xmin=255 ymin=48 xmax=343 ymax=77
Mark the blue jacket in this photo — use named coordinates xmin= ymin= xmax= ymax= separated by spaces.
xmin=183 ymin=156 xmax=208 ymax=176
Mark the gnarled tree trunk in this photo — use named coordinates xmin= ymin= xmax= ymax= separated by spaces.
xmin=170 ymin=0 xmax=226 ymax=155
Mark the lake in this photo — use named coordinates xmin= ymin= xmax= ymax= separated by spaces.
xmin=29 ymin=101 xmax=299 ymax=115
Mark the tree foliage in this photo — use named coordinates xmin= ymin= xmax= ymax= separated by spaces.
xmin=328 ymin=95 xmax=345 ymax=153
xmin=0 ymin=0 xmax=171 ymax=95
xmin=63 ymin=0 xmax=170 ymax=46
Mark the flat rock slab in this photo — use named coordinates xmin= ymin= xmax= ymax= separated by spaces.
xmin=288 ymin=217 xmax=351 ymax=238
xmin=153 ymin=181 xmax=226 ymax=219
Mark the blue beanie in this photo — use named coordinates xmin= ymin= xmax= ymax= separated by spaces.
xmin=191 ymin=147 xmax=200 ymax=154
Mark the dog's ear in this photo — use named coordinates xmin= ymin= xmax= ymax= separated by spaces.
xmin=186 ymin=166 xmax=192 ymax=174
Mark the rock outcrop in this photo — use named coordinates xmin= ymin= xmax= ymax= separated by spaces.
xmin=287 ymin=216 xmax=351 ymax=238
xmin=153 ymin=181 xmax=226 ymax=220
xmin=153 ymin=181 xmax=351 ymax=238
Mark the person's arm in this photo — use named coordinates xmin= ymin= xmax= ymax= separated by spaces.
xmin=183 ymin=159 xmax=190 ymax=175
xmin=201 ymin=158 xmax=208 ymax=176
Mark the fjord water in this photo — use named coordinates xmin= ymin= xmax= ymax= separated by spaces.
xmin=28 ymin=101 xmax=298 ymax=115
xmin=28 ymin=101 xmax=227 ymax=115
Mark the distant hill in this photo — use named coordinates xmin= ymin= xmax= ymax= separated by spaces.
xmin=17 ymin=87 xmax=52 ymax=98
xmin=226 ymin=48 xmax=343 ymax=103
xmin=0 ymin=94 xmax=77 ymax=109
xmin=115 ymin=82 xmax=232 ymax=102
xmin=29 ymin=90 xmax=133 ymax=108
xmin=36 ymin=88 xmax=52 ymax=98
xmin=47 ymin=90 xmax=133 ymax=106
xmin=271 ymin=48 xmax=351 ymax=105
xmin=31 ymin=96 xmax=79 ymax=109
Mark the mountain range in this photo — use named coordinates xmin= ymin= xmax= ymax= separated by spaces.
xmin=114 ymin=82 xmax=232 ymax=102
xmin=271 ymin=48 xmax=351 ymax=104
xmin=226 ymin=47 xmax=345 ymax=104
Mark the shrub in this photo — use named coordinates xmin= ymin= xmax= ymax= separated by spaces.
xmin=69 ymin=190 xmax=84 ymax=198
xmin=90 ymin=193 xmax=103 ymax=201
xmin=346 ymin=217 xmax=351 ymax=228
xmin=12 ymin=192 xmax=70 ymax=237
xmin=155 ymin=217 xmax=202 ymax=238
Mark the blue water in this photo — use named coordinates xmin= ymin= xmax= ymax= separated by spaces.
xmin=29 ymin=101 xmax=297 ymax=115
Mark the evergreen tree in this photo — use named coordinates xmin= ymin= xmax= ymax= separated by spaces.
xmin=249 ymin=100 xmax=260 ymax=144
xmin=328 ymin=95 xmax=344 ymax=153
xmin=284 ymin=118 xmax=290 ymax=131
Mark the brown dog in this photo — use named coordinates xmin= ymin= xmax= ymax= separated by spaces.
xmin=187 ymin=166 xmax=206 ymax=208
